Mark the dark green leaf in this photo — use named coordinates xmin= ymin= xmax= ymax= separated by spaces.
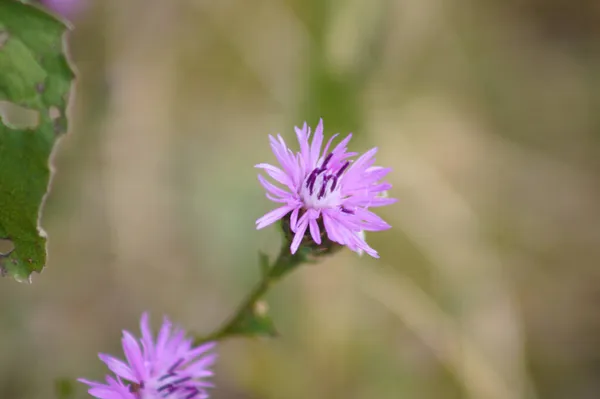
xmin=0 ymin=0 xmax=74 ymax=282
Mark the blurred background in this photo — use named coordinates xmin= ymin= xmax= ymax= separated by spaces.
xmin=2 ymin=0 xmax=600 ymax=398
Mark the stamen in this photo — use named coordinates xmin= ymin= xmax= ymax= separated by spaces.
xmin=308 ymin=168 xmax=326 ymax=195
xmin=157 ymin=383 xmax=175 ymax=392
xmin=341 ymin=207 xmax=354 ymax=214
xmin=158 ymin=373 xmax=176 ymax=381
xmin=305 ymin=169 xmax=320 ymax=194
xmin=336 ymin=161 xmax=350 ymax=177
xmin=321 ymin=152 xmax=333 ymax=169
xmin=330 ymin=175 xmax=338 ymax=191
xmin=169 ymin=376 xmax=192 ymax=386
xmin=185 ymin=387 xmax=200 ymax=399
xmin=317 ymin=175 xmax=330 ymax=199
xmin=302 ymin=155 xmax=346 ymax=205
xmin=168 ymin=358 xmax=185 ymax=374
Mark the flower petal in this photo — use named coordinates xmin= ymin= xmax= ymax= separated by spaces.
xmin=98 ymin=354 xmax=137 ymax=382
xmin=309 ymin=218 xmax=321 ymax=245
xmin=349 ymin=231 xmax=379 ymax=257
xmin=331 ymin=133 xmax=352 ymax=156
xmin=353 ymin=208 xmax=392 ymax=230
xmin=266 ymin=193 xmax=288 ymax=203
xmin=344 ymin=147 xmax=378 ymax=182
xmin=255 ymin=163 xmax=294 ymax=189
xmin=345 ymin=195 xmax=397 ymax=208
xmin=186 ymin=353 xmax=218 ymax=375
xmin=289 ymin=207 xmax=300 ymax=233
xmin=88 ymin=386 xmax=128 ymax=399
xmin=257 ymin=175 xmax=291 ymax=199
xmin=78 ymin=378 xmax=105 ymax=388
xmin=321 ymin=133 xmax=339 ymax=159
xmin=187 ymin=341 xmax=217 ymax=360
xmin=269 ymin=135 xmax=297 ymax=177
xmin=139 ymin=313 xmax=154 ymax=362
xmin=295 ymin=122 xmax=311 ymax=167
xmin=322 ymin=212 xmax=344 ymax=244
xmin=256 ymin=205 xmax=295 ymax=229
xmin=155 ymin=317 xmax=172 ymax=360
xmin=121 ymin=331 xmax=145 ymax=380
xmin=309 ymin=118 xmax=324 ymax=168
xmin=290 ymin=218 xmax=309 ymax=254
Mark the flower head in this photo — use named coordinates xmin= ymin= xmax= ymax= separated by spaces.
xmin=256 ymin=119 xmax=396 ymax=258
xmin=79 ymin=313 xmax=217 ymax=399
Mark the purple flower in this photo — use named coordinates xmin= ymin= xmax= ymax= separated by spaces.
xmin=79 ymin=313 xmax=217 ymax=399
xmin=40 ymin=0 xmax=85 ymax=18
xmin=255 ymin=119 xmax=396 ymax=258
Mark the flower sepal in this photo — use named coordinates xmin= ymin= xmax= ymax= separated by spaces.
xmin=280 ymin=214 xmax=344 ymax=262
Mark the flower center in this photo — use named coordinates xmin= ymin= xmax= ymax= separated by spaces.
xmin=137 ymin=358 xmax=205 ymax=399
xmin=300 ymin=153 xmax=349 ymax=209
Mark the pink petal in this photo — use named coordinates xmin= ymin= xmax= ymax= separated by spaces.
xmin=98 ymin=354 xmax=137 ymax=382
xmin=309 ymin=218 xmax=321 ymax=245
xmin=166 ymin=328 xmax=186 ymax=354
xmin=155 ymin=317 xmax=172 ymax=359
xmin=368 ymin=183 xmax=393 ymax=193
xmin=255 ymin=163 xmax=293 ymax=188
xmin=139 ymin=313 xmax=154 ymax=361
xmin=289 ymin=207 xmax=300 ymax=232
xmin=348 ymin=147 xmax=378 ymax=174
xmin=269 ymin=135 xmax=297 ymax=176
xmin=88 ymin=387 xmax=124 ymax=399
xmin=345 ymin=195 xmax=397 ymax=208
xmin=256 ymin=205 xmax=295 ymax=229
xmin=353 ymin=208 xmax=392 ymax=230
xmin=78 ymin=378 xmax=104 ymax=388
xmin=322 ymin=212 xmax=343 ymax=244
xmin=186 ymin=353 xmax=218 ymax=374
xmin=365 ymin=166 xmax=392 ymax=180
xmin=266 ymin=193 xmax=288 ymax=203
xmin=321 ymin=133 xmax=339 ymax=159
xmin=343 ymin=148 xmax=378 ymax=186
xmin=257 ymin=175 xmax=291 ymax=199
xmin=121 ymin=332 xmax=145 ymax=380
xmin=187 ymin=342 xmax=217 ymax=360
xmin=343 ymin=167 xmax=392 ymax=191
xmin=331 ymin=133 xmax=352 ymax=156
xmin=309 ymin=118 xmax=324 ymax=168
xmin=295 ymin=122 xmax=311 ymax=167
xmin=349 ymin=232 xmax=379 ymax=257
xmin=296 ymin=155 xmax=307 ymax=186
xmin=290 ymin=218 xmax=309 ymax=254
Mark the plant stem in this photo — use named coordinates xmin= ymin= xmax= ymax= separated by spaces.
xmin=195 ymin=246 xmax=306 ymax=344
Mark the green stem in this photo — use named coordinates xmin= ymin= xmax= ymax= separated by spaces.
xmin=195 ymin=246 xmax=306 ymax=345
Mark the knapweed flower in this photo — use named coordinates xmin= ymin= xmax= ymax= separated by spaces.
xmin=255 ymin=119 xmax=396 ymax=258
xmin=79 ymin=313 xmax=217 ymax=399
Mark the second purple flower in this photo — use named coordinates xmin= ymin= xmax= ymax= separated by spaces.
xmin=79 ymin=313 xmax=217 ymax=399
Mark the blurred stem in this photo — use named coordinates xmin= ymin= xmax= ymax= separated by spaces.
xmin=194 ymin=245 xmax=306 ymax=345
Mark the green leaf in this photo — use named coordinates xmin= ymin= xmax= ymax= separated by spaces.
xmin=0 ymin=0 xmax=74 ymax=282
xmin=223 ymin=300 xmax=278 ymax=338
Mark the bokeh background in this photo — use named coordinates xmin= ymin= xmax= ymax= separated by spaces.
xmin=2 ymin=0 xmax=600 ymax=398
